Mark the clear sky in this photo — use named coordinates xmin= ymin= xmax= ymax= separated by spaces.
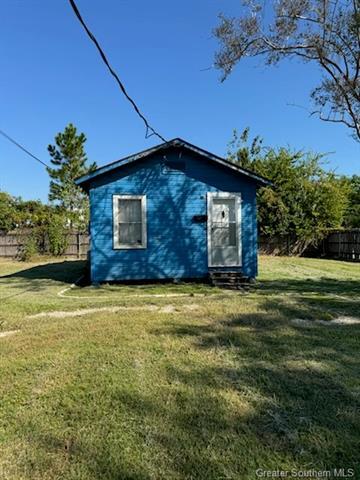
xmin=1 ymin=0 xmax=359 ymax=202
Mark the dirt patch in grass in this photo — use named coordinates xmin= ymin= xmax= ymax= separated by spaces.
xmin=0 ymin=330 xmax=20 ymax=338
xmin=330 ymin=316 xmax=360 ymax=325
xmin=291 ymin=315 xmax=360 ymax=327
xmin=28 ymin=304 xmax=200 ymax=319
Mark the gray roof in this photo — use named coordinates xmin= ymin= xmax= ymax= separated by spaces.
xmin=75 ymin=138 xmax=272 ymax=189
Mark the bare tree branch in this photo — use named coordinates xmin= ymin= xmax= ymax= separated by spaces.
xmin=214 ymin=0 xmax=360 ymax=142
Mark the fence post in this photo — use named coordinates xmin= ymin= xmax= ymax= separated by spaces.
xmin=77 ymin=232 xmax=81 ymax=259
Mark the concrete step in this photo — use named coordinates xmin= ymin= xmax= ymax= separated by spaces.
xmin=209 ymin=270 xmax=251 ymax=289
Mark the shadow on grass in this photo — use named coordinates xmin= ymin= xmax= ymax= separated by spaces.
xmin=18 ymin=303 xmax=360 ymax=478
xmin=250 ymin=276 xmax=360 ymax=320
xmin=257 ymin=277 xmax=360 ymax=297
xmin=149 ymin=308 xmax=360 ymax=476
xmin=6 ymin=275 xmax=360 ymax=479
xmin=1 ymin=261 xmax=86 ymax=285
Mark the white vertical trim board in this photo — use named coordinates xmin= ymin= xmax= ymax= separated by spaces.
xmin=113 ymin=194 xmax=147 ymax=249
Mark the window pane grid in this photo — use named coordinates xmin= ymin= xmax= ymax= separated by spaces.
xmin=114 ymin=196 xmax=146 ymax=248
xmin=211 ymin=198 xmax=237 ymax=248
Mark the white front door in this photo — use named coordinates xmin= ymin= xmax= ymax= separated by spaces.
xmin=207 ymin=192 xmax=242 ymax=267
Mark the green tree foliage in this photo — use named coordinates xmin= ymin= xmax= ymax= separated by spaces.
xmin=0 ymin=191 xmax=69 ymax=258
xmin=228 ymin=129 xmax=349 ymax=254
xmin=343 ymin=175 xmax=360 ymax=227
xmin=0 ymin=191 xmax=18 ymax=233
xmin=46 ymin=214 xmax=69 ymax=256
xmin=0 ymin=192 xmax=54 ymax=233
xmin=47 ymin=124 xmax=96 ymax=231
xmin=16 ymin=199 xmax=53 ymax=228
xmin=214 ymin=0 xmax=360 ymax=140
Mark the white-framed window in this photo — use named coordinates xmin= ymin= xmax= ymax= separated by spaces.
xmin=113 ymin=195 xmax=147 ymax=249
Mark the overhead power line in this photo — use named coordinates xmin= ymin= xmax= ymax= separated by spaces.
xmin=0 ymin=129 xmax=49 ymax=168
xmin=68 ymin=0 xmax=167 ymax=143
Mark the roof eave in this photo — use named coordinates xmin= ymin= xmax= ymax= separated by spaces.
xmin=75 ymin=138 xmax=272 ymax=188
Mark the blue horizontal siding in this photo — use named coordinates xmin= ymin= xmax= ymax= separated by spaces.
xmin=89 ymin=150 xmax=258 ymax=282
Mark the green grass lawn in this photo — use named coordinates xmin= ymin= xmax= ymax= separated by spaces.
xmin=0 ymin=256 xmax=359 ymax=479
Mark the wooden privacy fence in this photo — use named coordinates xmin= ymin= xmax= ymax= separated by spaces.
xmin=258 ymin=235 xmax=293 ymax=256
xmin=0 ymin=231 xmax=89 ymax=259
xmin=323 ymin=229 xmax=360 ymax=261
xmin=1 ymin=230 xmax=359 ymax=261
xmin=259 ymin=230 xmax=360 ymax=261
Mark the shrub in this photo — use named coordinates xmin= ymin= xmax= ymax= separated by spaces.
xmin=18 ymin=234 xmax=39 ymax=261
xmin=47 ymin=215 xmax=68 ymax=256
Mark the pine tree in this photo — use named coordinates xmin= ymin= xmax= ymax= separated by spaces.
xmin=47 ymin=124 xmax=96 ymax=230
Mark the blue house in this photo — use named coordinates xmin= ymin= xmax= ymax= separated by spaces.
xmin=76 ymin=138 xmax=270 ymax=284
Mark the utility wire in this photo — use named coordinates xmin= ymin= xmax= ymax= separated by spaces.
xmin=0 ymin=129 xmax=49 ymax=168
xmin=68 ymin=0 xmax=167 ymax=143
